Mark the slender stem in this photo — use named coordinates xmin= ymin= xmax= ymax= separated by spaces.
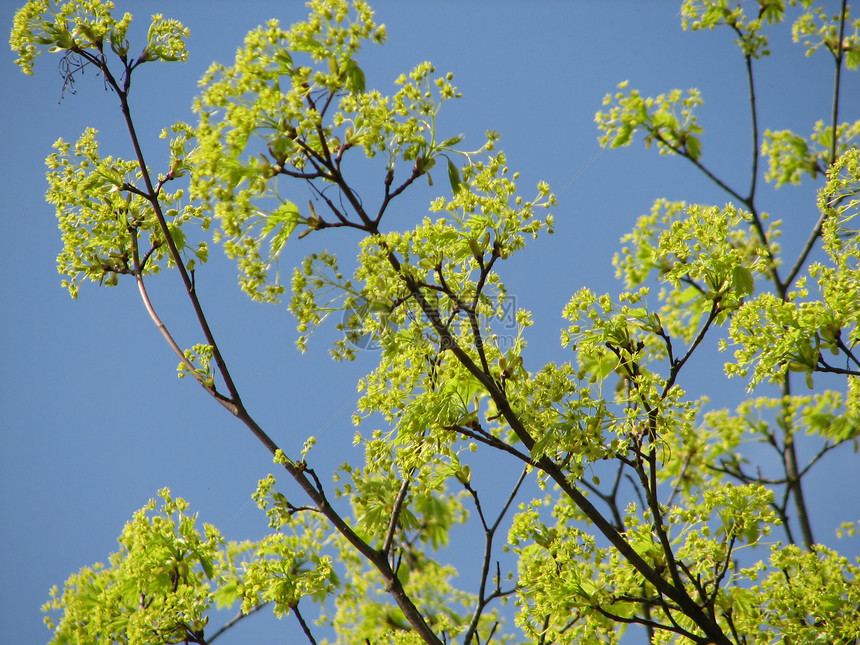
xmin=829 ymin=0 xmax=848 ymax=167
xmin=815 ymin=361 xmax=860 ymax=376
xmin=743 ymin=50 xmax=760 ymax=205
xmin=653 ymin=127 xmax=780 ymax=287
xmin=786 ymin=441 xmax=815 ymax=548
xmin=93 ymin=56 xmax=445 ymax=645
xmin=670 ymin=135 xmax=746 ymax=205
xmin=579 ymin=465 xmax=626 ymax=531
xmin=462 ymin=468 xmax=527 ymax=645
xmin=710 ymin=535 xmax=736 ymax=608
xmin=780 ymin=378 xmax=815 ymax=548
xmin=784 ymin=0 xmax=847 ymax=288
xmin=738 ymin=49 xmax=784 ymax=289
xmin=383 ymin=475 xmax=412 ymax=556
xmin=783 ymin=210 xmax=826 ymax=290
xmin=450 ymin=422 xmax=534 ymax=465
xmin=835 ymin=335 xmax=860 ymax=369
xmin=293 ymin=603 xmax=318 ymax=645
xmin=592 ymin=604 xmax=699 ymax=641
xmin=208 ymin=602 xmax=270 ymax=643
xmin=135 ymin=276 xmax=219 ymax=394
xmin=127 ymin=192 xmax=232 ymax=407
xmin=662 ymin=299 xmax=720 ymax=394
xmin=644 ymin=444 xmax=687 ymax=598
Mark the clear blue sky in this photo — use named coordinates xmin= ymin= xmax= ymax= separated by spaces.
xmin=2 ymin=2 xmax=858 ymax=643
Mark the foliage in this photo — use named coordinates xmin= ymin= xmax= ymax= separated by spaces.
xmin=10 ymin=0 xmax=860 ymax=644
xmin=42 ymin=490 xmax=221 ymax=645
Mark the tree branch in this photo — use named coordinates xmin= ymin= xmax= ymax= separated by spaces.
xmin=784 ymin=0 xmax=848 ymax=290
xmin=293 ymin=602 xmax=318 ymax=645
xmin=781 ymin=379 xmax=816 ymax=549
xmin=742 ymin=49 xmax=760 ymax=205
xmin=383 ymin=474 xmax=412 ymax=556
xmin=91 ymin=52 xmax=447 ymax=645
xmin=461 ymin=467 xmax=527 ymax=645
xmin=208 ymin=602 xmax=270 ymax=643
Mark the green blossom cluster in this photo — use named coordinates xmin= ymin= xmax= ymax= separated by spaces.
xmin=47 ymin=127 xmax=207 ymax=297
xmin=42 ymin=491 xmax=221 ymax=644
xmin=9 ymin=0 xmax=187 ymax=75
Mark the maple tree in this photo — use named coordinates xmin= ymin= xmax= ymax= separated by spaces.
xmin=9 ymin=0 xmax=860 ymax=643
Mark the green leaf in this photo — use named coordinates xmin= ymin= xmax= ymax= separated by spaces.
xmin=261 ymin=202 xmax=301 ymax=258
xmin=213 ymin=581 xmax=240 ymax=609
xmin=447 ymin=158 xmax=461 ymax=194
xmin=686 ymin=134 xmax=702 ymax=161
xmin=166 ymin=223 xmax=186 ymax=251
xmin=346 ymin=60 xmax=366 ymax=93
xmin=732 ymin=265 xmax=755 ymax=296
xmin=612 ymin=124 xmax=633 ymax=148
xmin=198 ymin=554 xmax=215 ymax=580
xmin=439 ymin=135 xmax=463 ymax=148
xmin=416 ymin=155 xmax=436 ymax=174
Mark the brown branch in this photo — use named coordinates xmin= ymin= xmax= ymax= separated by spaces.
xmin=461 ymin=467 xmax=527 ymax=645
xmin=208 ymin=602 xmax=270 ymax=643
xmin=293 ymin=602 xmax=318 ymax=645
xmin=383 ymin=474 xmax=412 ymax=557
xmin=784 ymin=0 xmax=848 ymax=290
xmin=781 ymin=379 xmax=816 ymax=549
xmin=84 ymin=49 xmax=446 ymax=645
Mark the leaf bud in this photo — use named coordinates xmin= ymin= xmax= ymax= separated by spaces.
xmin=139 ymin=46 xmax=157 ymax=63
xmin=467 ymin=236 xmax=481 ymax=258
xmin=415 ymin=155 xmax=436 ymax=175
xmin=168 ymin=157 xmax=185 ymax=179
xmin=455 ymin=465 xmax=472 ymax=485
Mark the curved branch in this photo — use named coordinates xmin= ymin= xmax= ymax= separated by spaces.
xmin=829 ymin=0 xmax=848 ymax=167
xmin=461 ymin=467 xmax=527 ymax=645
xmin=784 ymin=0 xmax=848 ymax=290
xmin=662 ymin=298 xmax=721 ymax=394
xmin=592 ymin=603 xmax=700 ymax=643
xmin=743 ymin=49 xmax=760 ymax=205
xmin=783 ymin=210 xmax=826 ymax=290
xmin=292 ymin=602 xmax=318 ymax=645
xmin=86 ymin=51 xmax=447 ymax=645
xmin=383 ymin=475 xmax=412 ymax=556
xmin=780 ymin=379 xmax=816 ymax=549
xmin=651 ymin=128 xmax=780 ymax=287
xmin=208 ymin=602 xmax=270 ymax=643
xmin=578 ymin=463 xmax=626 ymax=531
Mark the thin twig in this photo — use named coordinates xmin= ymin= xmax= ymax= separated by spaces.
xmin=781 ymin=379 xmax=816 ymax=549
xmin=208 ymin=602 xmax=270 ymax=643
xmin=784 ymin=0 xmax=848 ymax=289
xmin=383 ymin=475 xmax=412 ymax=556
xmin=462 ymin=468 xmax=528 ymax=645
xmin=293 ymin=603 xmax=319 ymax=645
xmin=95 ymin=48 xmax=445 ymax=645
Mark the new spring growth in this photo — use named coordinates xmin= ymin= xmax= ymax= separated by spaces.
xmin=298 ymin=201 xmax=322 ymax=239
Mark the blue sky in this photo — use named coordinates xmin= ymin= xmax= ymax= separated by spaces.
xmin=2 ymin=2 xmax=858 ymax=643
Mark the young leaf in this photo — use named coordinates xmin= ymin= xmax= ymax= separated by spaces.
xmin=447 ymin=158 xmax=461 ymax=194
xmin=260 ymin=202 xmax=301 ymax=258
